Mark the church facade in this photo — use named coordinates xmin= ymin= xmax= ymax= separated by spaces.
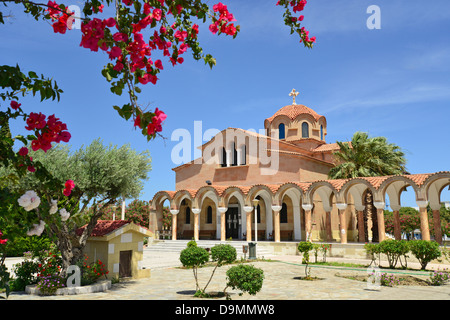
xmin=150 ymin=90 xmax=449 ymax=244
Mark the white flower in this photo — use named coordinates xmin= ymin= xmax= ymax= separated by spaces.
xmin=27 ymin=220 xmax=45 ymax=236
xmin=17 ymin=190 xmax=41 ymax=211
xmin=59 ymin=208 xmax=70 ymax=221
xmin=49 ymin=199 xmax=58 ymax=215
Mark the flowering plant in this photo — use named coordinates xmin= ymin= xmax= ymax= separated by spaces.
xmin=320 ymin=243 xmax=331 ymax=262
xmin=36 ymin=274 xmax=66 ymax=295
xmin=36 ymin=250 xmax=63 ymax=278
xmin=368 ymin=272 xmax=399 ymax=287
xmin=78 ymin=255 xmax=109 ymax=285
xmin=429 ymin=268 xmax=449 ymax=286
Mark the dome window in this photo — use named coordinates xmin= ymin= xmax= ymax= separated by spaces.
xmin=278 ymin=123 xmax=286 ymax=139
xmin=302 ymin=122 xmax=309 ymax=138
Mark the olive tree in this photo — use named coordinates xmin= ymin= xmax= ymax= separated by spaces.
xmin=2 ymin=138 xmax=151 ymax=275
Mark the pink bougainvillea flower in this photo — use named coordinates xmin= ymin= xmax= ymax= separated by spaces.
xmin=104 ymin=17 xmax=116 ymax=28
xmin=154 ymin=59 xmax=163 ymax=70
xmin=134 ymin=115 xmax=142 ymax=128
xmin=65 ymin=179 xmax=75 ymax=190
xmin=25 ymin=112 xmax=47 ymax=130
xmin=108 ymin=46 xmax=122 ymax=59
xmin=154 ymin=108 xmax=166 ymax=121
xmin=18 ymin=147 xmax=29 ymax=156
xmin=153 ymin=8 xmax=163 ymax=21
xmin=63 ymin=179 xmax=75 ymax=196
xmin=10 ymin=101 xmax=21 ymax=110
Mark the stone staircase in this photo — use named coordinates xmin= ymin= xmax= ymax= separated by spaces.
xmin=145 ymin=239 xmax=273 ymax=259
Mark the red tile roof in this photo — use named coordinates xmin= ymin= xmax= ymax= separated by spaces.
xmin=154 ymin=172 xmax=450 ymax=203
xmin=313 ymin=142 xmax=348 ymax=153
xmin=265 ymin=104 xmax=325 ymax=123
xmin=76 ymin=220 xmax=130 ymax=237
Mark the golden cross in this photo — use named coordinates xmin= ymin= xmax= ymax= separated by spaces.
xmin=289 ymin=89 xmax=299 ymax=105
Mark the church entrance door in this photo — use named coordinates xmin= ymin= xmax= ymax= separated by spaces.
xmin=225 ymin=207 xmax=239 ymax=239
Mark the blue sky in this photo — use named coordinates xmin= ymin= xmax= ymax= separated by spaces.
xmin=2 ymin=0 xmax=450 ymax=207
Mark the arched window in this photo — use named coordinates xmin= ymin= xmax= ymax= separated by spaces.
xmin=320 ymin=125 xmax=324 ymax=140
xmin=206 ymin=206 xmax=213 ymax=224
xmin=241 ymin=145 xmax=246 ymax=165
xmin=280 ymin=203 xmax=288 ymax=223
xmin=221 ymin=147 xmax=227 ymax=167
xmin=301 ymin=122 xmax=309 ymax=138
xmin=231 ymin=142 xmax=237 ymax=166
xmin=278 ymin=123 xmax=285 ymax=139
xmin=185 ymin=207 xmax=191 ymax=224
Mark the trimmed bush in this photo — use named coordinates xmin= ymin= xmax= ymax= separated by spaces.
xmin=225 ymin=264 xmax=264 ymax=299
xmin=408 ymin=240 xmax=441 ymax=270
xmin=210 ymin=244 xmax=236 ymax=266
xmin=378 ymin=239 xmax=409 ymax=269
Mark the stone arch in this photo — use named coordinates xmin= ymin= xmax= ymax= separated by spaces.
xmin=341 ymin=179 xmax=378 ymax=209
xmin=379 ymin=176 xmax=420 ymax=202
xmin=172 ymin=189 xmax=195 ymax=209
xmin=151 ymin=191 xmax=174 ymax=210
xmin=246 ymin=185 xmax=275 ymax=239
xmin=150 ymin=191 xmax=175 ymax=238
xmin=195 ymin=186 xmax=220 ymax=239
xmin=275 ymin=184 xmax=303 ymax=240
xmin=423 ymin=172 xmax=450 ymax=210
xmin=195 ymin=186 xmax=220 ymax=209
xmin=305 ymin=181 xmax=339 ymax=207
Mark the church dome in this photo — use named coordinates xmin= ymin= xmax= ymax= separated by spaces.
xmin=265 ymin=104 xmax=325 ymax=124
xmin=264 ymin=89 xmax=327 ymax=143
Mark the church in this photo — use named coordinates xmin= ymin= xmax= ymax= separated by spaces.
xmin=150 ymin=90 xmax=449 ymax=244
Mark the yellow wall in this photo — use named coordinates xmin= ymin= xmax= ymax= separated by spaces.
xmin=84 ymin=230 xmax=150 ymax=280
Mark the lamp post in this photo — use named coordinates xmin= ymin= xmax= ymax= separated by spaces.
xmin=252 ymin=198 xmax=259 ymax=242
xmin=248 ymin=198 xmax=259 ymax=260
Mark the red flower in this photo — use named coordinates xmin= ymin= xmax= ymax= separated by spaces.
xmin=10 ymin=101 xmax=21 ymax=110
xmin=18 ymin=147 xmax=29 ymax=157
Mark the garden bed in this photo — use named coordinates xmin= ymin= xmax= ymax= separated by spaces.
xmin=335 ymin=273 xmax=431 ymax=286
xmin=25 ymin=279 xmax=111 ymax=296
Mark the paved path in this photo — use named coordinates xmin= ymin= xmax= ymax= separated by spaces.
xmin=6 ymin=249 xmax=450 ymax=300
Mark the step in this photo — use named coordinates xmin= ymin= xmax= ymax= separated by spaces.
xmin=145 ymin=240 xmax=272 ymax=258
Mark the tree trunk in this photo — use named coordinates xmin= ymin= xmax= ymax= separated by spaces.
xmin=364 ymin=190 xmax=378 ymax=242
xmin=48 ymin=199 xmax=114 ymax=277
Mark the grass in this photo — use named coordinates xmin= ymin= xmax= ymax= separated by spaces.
xmin=310 ymin=261 xmax=368 ymax=268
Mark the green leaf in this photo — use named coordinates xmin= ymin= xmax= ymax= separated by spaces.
xmin=28 ymin=71 xmax=38 ymax=79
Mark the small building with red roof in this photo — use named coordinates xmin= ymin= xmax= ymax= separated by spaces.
xmin=77 ymin=220 xmax=152 ymax=280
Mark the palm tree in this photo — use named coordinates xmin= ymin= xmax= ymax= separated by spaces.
xmin=328 ymin=132 xmax=407 ymax=242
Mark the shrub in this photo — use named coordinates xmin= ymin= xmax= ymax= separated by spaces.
xmin=4 ymin=236 xmax=52 ymax=257
xmin=297 ymin=241 xmax=314 ymax=278
xmin=378 ymin=239 xmax=409 ymax=269
xmin=297 ymin=241 xmax=313 ymax=264
xmin=179 ymin=246 xmax=210 ymax=293
xmin=429 ymin=269 xmax=449 ymax=286
xmin=225 ymin=264 xmax=264 ymax=299
xmin=77 ymin=255 xmax=109 ymax=285
xmin=210 ymin=244 xmax=236 ymax=266
xmin=187 ymin=240 xmax=198 ymax=248
xmin=379 ymin=273 xmax=400 ymax=287
xmin=320 ymin=244 xmax=332 ymax=262
xmin=35 ymin=250 xmax=63 ymax=278
xmin=364 ymin=243 xmax=381 ymax=266
xmin=9 ymin=260 xmax=39 ymax=291
xmin=36 ymin=274 xmax=65 ymax=295
xmin=311 ymin=243 xmax=321 ymax=263
xmin=408 ymin=240 xmax=441 ymax=270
